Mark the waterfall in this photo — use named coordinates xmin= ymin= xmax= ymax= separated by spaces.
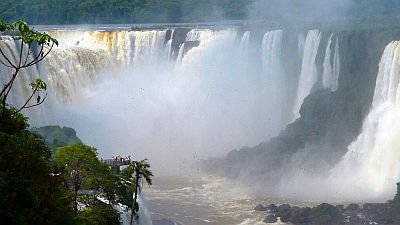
xmin=0 ymin=36 xmax=48 ymax=122
xmin=239 ymin=31 xmax=250 ymax=55
xmin=322 ymin=34 xmax=340 ymax=91
xmin=176 ymin=43 xmax=185 ymax=64
xmin=166 ymin=39 xmax=173 ymax=62
xmin=298 ymin=32 xmax=306 ymax=58
xmin=262 ymin=30 xmax=282 ymax=75
xmin=261 ymin=30 xmax=289 ymax=135
xmin=132 ymin=30 xmax=168 ymax=66
xmin=137 ymin=192 xmax=152 ymax=225
xmin=45 ymin=47 xmax=113 ymax=103
xmin=329 ymin=41 xmax=400 ymax=200
xmin=292 ymin=29 xmax=322 ymax=120
xmin=186 ymin=29 xmax=214 ymax=42
xmin=186 ymin=29 xmax=202 ymax=41
xmin=0 ymin=27 xmax=340 ymax=178
xmin=118 ymin=192 xmax=152 ymax=225
xmin=332 ymin=37 xmax=340 ymax=91
xmin=43 ymin=30 xmax=170 ymax=103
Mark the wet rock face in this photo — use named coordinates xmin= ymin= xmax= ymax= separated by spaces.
xmin=345 ymin=203 xmax=359 ymax=211
xmin=204 ymin=27 xmax=400 ymax=186
xmin=276 ymin=204 xmax=292 ymax=222
xmin=266 ymin=204 xmax=278 ymax=213
xmin=170 ymin=28 xmax=191 ymax=59
xmin=255 ymin=204 xmax=267 ymax=211
xmin=263 ymin=214 xmax=277 ymax=223
xmin=257 ymin=201 xmax=400 ymax=225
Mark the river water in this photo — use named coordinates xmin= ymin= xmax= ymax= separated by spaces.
xmin=145 ymin=176 xmax=313 ymax=225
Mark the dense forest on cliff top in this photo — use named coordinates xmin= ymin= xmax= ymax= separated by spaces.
xmin=1 ymin=0 xmax=400 ymax=25
xmin=0 ymin=0 xmax=252 ymax=24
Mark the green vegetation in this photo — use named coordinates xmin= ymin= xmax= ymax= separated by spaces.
xmin=0 ymin=20 xmax=70 ymax=224
xmin=0 ymin=108 xmax=76 ymax=225
xmin=55 ymin=143 xmax=106 ymax=212
xmin=0 ymin=0 xmax=253 ymax=25
xmin=78 ymin=202 xmax=121 ymax=225
xmin=1 ymin=0 xmax=400 ymax=25
xmin=33 ymin=126 xmax=82 ymax=151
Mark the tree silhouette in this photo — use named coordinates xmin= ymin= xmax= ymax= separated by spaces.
xmin=123 ymin=159 xmax=153 ymax=225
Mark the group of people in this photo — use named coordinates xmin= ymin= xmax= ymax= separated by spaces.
xmin=101 ymin=155 xmax=131 ymax=165
xmin=114 ymin=155 xmax=131 ymax=164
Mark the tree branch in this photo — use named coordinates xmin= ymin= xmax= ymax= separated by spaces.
xmin=18 ymin=39 xmax=23 ymax=67
xmin=24 ymin=44 xmax=44 ymax=67
xmin=25 ymin=43 xmax=54 ymax=67
xmin=0 ymin=48 xmax=16 ymax=69
xmin=0 ymin=59 xmax=14 ymax=68
xmin=11 ymin=86 xmax=37 ymax=112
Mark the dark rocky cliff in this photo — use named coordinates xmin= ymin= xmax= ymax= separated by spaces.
xmin=203 ymin=26 xmax=400 ymax=185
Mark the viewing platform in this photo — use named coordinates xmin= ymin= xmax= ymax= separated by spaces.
xmin=102 ymin=156 xmax=131 ymax=174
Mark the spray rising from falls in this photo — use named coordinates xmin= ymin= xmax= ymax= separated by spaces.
xmin=1 ymin=27 xmax=342 ymax=178
xmin=328 ymin=41 xmax=400 ymax=201
xmin=29 ymin=28 xmax=291 ymax=174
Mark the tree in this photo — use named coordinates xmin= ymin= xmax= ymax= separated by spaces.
xmin=86 ymin=162 xmax=119 ymax=205
xmin=0 ymin=22 xmax=75 ymax=225
xmin=54 ymin=142 xmax=101 ymax=213
xmin=77 ymin=202 xmax=121 ymax=225
xmin=0 ymin=108 xmax=76 ymax=225
xmin=122 ymin=159 xmax=153 ymax=225
xmin=0 ymin=20 xmax=58 ymax=118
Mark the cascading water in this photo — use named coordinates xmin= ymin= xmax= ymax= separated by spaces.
xmin=176 ymin=29 xmax=216 ymax=64
xmin=322 ymin=34 xmax=340 ymax=91
xmin=1 ymin=27 xmax=341 ymax=172
xmin=36 ymin=27 xmax=296 ymax=177
xmin=137 ymin=192 xmax=153 ymax=225
xmin=239 ymin=31 xmax=250 ymax=56
xmin=186 ymin=29 xmax=214 ymax=42
xmin=0 ymin=36 xmax=49 ymax=122
xmin=260 ymin=30 xmax=291 ymax=135
xmin=176 ymin=43 xmax=185 ymax=65
xmin=292 ymin=29 xmax=322 ymax=120
xmin=1 ymin=26 xmax=349 ymax=206
xmin=45 ymin=30 xmax=170 ymax=103
xmin=118 ymin=192 xmax=152 ymax=225
xmin=327 ymin=41 xmax=400 ymax=201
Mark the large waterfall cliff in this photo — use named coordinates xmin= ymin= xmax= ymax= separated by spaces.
xmin=2 ymin=25 xmax=400 ymax=201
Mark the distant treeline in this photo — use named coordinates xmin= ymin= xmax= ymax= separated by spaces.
xmin=1 ymin=0 xmax=400 ymax=25
xmin=0 ymin=0 xmax=253 ymax=24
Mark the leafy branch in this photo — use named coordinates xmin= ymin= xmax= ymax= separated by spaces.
xmin=0 ymin=20 xmax=58 ymax=117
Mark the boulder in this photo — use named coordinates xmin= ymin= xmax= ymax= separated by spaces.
xmin=276 ymin=204 xmax=291 ymax=222
xmin=263 ymin=214 xmax=277 ymax=223
xmin=266 ymin=204 xmax=278 ymax=212
xmin=254 ymin=204 xmax=267 ymax=211
xmin=336 ymin=205 xmax=344 ymax=212
xmin=277 ymin=204 xmax=291 ymax=212
xmin=291 ymin=207 xmax=312 ymax=224
xmin=346 ymin=203 xmax=360 ymax=211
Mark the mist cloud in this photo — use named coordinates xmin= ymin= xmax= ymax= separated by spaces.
xmin=249 ymin=0 xmax=354 ymax=24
